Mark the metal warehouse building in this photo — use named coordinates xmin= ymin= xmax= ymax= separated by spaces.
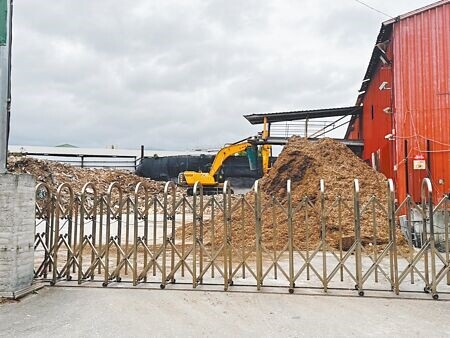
xmin=346 ymin=0 xmax=450 ymax=203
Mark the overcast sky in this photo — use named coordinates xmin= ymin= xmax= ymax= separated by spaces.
xmin=10 ymin=0 xmax=433 ymax=150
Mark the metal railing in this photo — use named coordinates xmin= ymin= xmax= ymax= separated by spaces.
xmin=269 ymin=120 xmax=340 ymax=139
xmin=10 ymin=152 xmax=141 ymax=170
xmin=33 ymin=178 xmax=449 ymax=298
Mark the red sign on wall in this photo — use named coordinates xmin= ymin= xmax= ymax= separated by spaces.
xmin=413 ymin=154 xmax=426 ymax=170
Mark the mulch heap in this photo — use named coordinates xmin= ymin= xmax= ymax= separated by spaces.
xmin=7 ymin=155 xmax=164 ymax=197
xmin=198 ymin=137 xmax=405 ymax=251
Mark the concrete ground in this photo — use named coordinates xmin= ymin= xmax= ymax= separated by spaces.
xmin=0 ymin=287 xmax=449 ymax=338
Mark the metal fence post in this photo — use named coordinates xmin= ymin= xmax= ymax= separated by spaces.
xmin=98 ymin=197 xmax=103 ymax=276
xmin=78 ymin=187 xmax=86 ymax=284
xmin=387 ymin=179 xmax=399 ymax=294
xmin=133 ymin=183 xmax=147 ymax=286
xmin=223 ymin=181 xmax=231 ymax=291
xmin=199 ymin=185 xmax=204 ymax=285
xmin=52 ymin=184 xmax=74 ymax=285
xmin=287 ymin=180 xmax=295 ymax=294
xmin=103 ymin=183 xmax=120 ymax=287
xmin=49 ymin=195 xmax=55 ymax=275
xmin=52 ymin=195 xmax=60 ymax=286
xmin=226 ymin=183 xmax=232 ymax=287
xmin=66 ymin=198 xmax=74 ymax=281
xmin=35 ymin=183 xmax=52 ymax=279
xmin=151 ymin=196 xmax=156 ymax=278
xmin=193 ymin=182 xmax=203 ymax=288
xmin=170 ymin=185 xmax=176 ymax=285
xmin=354 ymin=179 xmax=364 ymax=296
xmin=161 ymin=181 xmax=175 ymax=289
xmin=422 ymin=190 xmax=430 ymax=290
xmin=255 ymin=180 xmax=263 ymax=290
xmin=320 ymin=179 xmax=328 ymax=292
xmin=406 ymin=196 xmax=414 ymax=284
xmin=422 ymin=178 xmax=437 ymax=299
xmin=90 ymin=192 xmax=97 ymax=281
xmin=133 ymin=187 xmax=139 ymax=286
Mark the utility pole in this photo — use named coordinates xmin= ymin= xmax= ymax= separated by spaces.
xmin=0 ymin=0 xmax=11 ymax=174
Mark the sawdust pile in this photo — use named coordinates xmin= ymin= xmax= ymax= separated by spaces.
xmin=7 ymin=156 xmax=164 ymax=197
xmin=199 ymin=137 xmax=403 ymax=251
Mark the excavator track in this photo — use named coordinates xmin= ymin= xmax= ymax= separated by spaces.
xmin=186 ymin=186 xmax=234 ymax=196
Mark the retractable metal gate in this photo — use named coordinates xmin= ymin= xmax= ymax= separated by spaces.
xmin=34 ymin=178 xmax=449 ymax=299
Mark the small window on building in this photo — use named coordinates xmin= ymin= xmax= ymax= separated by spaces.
xmin=371 ymin=105 xmax=374 ymax=120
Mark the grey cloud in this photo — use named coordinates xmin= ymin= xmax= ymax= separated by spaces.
xmin=9 ymin=0 xmax=433 ymax=150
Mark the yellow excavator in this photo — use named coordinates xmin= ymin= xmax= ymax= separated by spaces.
xmin=178 ymin=139 xmax=271 ymax=195
xmin=178 ymin=119 xmax=273 ymax=195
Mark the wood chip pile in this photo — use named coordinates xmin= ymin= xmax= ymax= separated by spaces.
xmin=7 ymin=156 xmax=165 ymax=198
xmin=198 ymin=137 xmax=405 ymax=251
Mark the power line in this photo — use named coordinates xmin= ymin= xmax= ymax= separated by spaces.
xmin=353 ymin=0 xmax=393 ymax=19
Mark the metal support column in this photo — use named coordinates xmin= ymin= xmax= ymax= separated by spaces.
xmin=0 ymin=0 xmax=12 ymax=173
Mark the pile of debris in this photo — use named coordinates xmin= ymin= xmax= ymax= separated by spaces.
xmin=201 ymin=137 xmax=404 ymax=251
xmin=7 ymin=156 xmax=165 ymax=198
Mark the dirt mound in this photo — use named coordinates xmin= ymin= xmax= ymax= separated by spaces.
xmin=199 ymin=137 xmax=404 ymax=251
xmin=7 ymin=156 xmax=164 ymax=197
xmin=260 ymin=137 xmax=386 ymax=201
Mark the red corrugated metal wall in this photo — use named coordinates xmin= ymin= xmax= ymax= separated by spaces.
xmin=392 ymin=3 xmax=450 ymax=203
xmin=360 ymin=64 xmax=393 ymax=178
xmin=346 ymin=118 xmax=360 ymax=140
xmin=347 ymin=50 xmax=394 ymax=179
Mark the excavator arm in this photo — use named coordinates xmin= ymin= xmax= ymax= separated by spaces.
xmin=180 ymin=141 xmax=253 ymax=187
xmin=261 ymin=144 xmax=271 ymax=175
xmin=208 ymin=142 xmax=252 ymax=177
xmin=179 ymin=139 xmax=271 ymax=191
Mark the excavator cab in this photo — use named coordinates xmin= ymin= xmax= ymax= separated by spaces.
xmin=246 ymin=145 xmax=258 ymax=171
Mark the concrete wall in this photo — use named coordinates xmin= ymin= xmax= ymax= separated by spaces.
xmin=0 ymin=173 xmax=35 ymax=298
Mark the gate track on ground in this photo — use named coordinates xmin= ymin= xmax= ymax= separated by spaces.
xmin=45 ymin=281 xmax=450 ymax=302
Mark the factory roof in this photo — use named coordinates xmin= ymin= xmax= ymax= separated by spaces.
xmin=356 ymin=0 xmax=449 ymax=105
xmin=243 ymin=106 xmax=361 ymax=125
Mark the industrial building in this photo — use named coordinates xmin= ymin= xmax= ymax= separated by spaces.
xmin=346 ymin=0 xmax=449 ymax=203
xmin=245 ymin=1 xmax=449 ymax=204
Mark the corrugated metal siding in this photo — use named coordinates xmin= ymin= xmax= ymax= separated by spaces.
xmin=393 ymin=3 xmax=450 ymax=203
xmin=347 ymin=58 xmax=394 ymax=179
xmin=360 ymin=64 xmax=393 ymax=178
xmin=346 ymin=116 xmax=360 ymax=140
